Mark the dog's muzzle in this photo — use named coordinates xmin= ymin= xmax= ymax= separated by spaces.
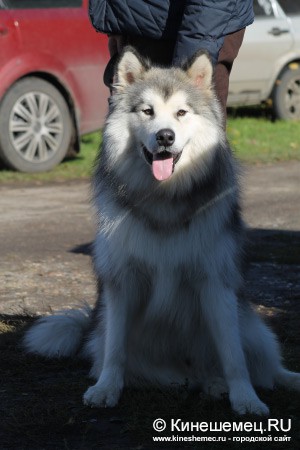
xmin=142 ymin=145 xmax=182 ymax=181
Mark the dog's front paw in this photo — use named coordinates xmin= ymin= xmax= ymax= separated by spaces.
xmin=231 ymin=395 xmax=269 ymax=416
xmin=83 ymin=375 xmax=123 ymax=408
xmin=83 ymin=383 xmax=121 ymax=408
xmin=229 ymin=383 xmax=269 ymax=416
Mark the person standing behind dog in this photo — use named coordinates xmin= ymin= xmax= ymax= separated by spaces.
xmin=89 ymin=0 xmax=254 ymax=120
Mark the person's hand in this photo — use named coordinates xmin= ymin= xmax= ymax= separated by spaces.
xmin=108 ymin=35 xmax=124 ymax=56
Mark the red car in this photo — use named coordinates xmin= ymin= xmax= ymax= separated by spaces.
xmin=0 ymin=0 xmax=109 ymax=172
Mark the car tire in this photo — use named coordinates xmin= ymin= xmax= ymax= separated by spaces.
xmin=0 ymin=77 xmax=73 ymax=172
xmin=273 ymin=66 xmax=300 ymax=120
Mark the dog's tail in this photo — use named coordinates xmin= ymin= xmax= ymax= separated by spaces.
xmin=23 ymin=306 xmax=92 ymax=358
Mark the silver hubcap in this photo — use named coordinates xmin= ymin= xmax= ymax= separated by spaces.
xmin=284 ymin=76 xmax=300 ymax=118
xmin=9 ymin=92 xmax=64 ymax=163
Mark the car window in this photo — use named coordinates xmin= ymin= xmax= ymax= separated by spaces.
xmin=253 ymin=0 xmax=274 ymax=17
xmin=277 ymin=0 xmax=300 ymax=14
xmin=4 ymin=0 xmax=82 ymax=8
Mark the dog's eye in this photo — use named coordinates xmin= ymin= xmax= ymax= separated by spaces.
xmin=177 ymin=109 xmax=187 ymax=117
xmin=142 ymin=108 xmax=154 ymax=116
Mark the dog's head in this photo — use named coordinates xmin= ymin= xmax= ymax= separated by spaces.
xmin=109 ymin=47 xmax=223 ymax=183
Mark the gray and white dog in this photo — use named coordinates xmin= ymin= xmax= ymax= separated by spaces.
xmin=24 ymin=48 xmax=300 ymax=415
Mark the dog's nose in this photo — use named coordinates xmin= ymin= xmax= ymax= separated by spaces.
xmin=156 ymin=129 xmax=175 ymax=147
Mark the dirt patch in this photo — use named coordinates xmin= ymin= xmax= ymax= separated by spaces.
xmin=0 ymin=182 xmax=96 ymax=315
xmin=0 ymin=163 xmax=300 ymax=449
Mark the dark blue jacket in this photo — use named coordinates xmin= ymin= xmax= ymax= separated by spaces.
xmin=89 ymin=0 xmax=254 ymax=65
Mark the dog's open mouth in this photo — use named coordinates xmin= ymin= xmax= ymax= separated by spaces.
xmin=142 ymin=146 xmax=182 ymax=181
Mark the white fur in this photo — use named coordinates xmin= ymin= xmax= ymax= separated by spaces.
xmin=24 ymin=50 xmax=300 ymax=415
xmin=24 ymin=307 xmax=91 ymax=358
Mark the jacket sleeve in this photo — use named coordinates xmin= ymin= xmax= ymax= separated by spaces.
xmin=172 ymin=0 xmax=237 ymax=66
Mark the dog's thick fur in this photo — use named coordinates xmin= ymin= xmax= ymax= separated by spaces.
xmin=24 ymin=48 xmax=300 ymax=415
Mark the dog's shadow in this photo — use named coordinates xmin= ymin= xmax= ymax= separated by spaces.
xmin=2 ymin=222 xmax=300 ymax=450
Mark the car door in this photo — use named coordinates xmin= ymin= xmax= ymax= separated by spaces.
xmin=0 ymin=4 xmax=20 ymax=79
xmin=228 ymin=0 xmax=293 ymax=105
xmin=5 ymin=0 xmax=109 ymax=133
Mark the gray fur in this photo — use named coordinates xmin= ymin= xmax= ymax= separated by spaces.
xmin=24 ymin=49 xmax=300 ymax=415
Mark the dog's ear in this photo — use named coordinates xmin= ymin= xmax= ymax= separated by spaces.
xmin=115 ymin=46 xmax=149 ymax=89
xmin=184 ymin=51 xmax=213 ymax=89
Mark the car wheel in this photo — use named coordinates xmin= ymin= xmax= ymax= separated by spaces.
xmin=0 ymin=77 xmax=73 ymax=172
xmin=273 ymin=66 xmax=300 ymax=120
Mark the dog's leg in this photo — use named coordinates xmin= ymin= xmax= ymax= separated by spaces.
xmin=200 ymin=281 xmax=269 ymax=415
xmin=83 ymin=284 xmax=129 ymax=408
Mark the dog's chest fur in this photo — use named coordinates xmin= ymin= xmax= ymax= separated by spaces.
xmin=94 ymin=183 xmax=238 ymax=290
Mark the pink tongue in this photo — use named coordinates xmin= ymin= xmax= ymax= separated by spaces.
xmin=152 ymin=154 xmax=174 ymax=181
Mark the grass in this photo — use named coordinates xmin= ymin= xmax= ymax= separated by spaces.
xmin=0 ymin=112 xmax=299 ymax=184
xmin=0 ymin=132 xmax=101 ymax=185
xmin=227 ymin=117 xmax=300 ymax=164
